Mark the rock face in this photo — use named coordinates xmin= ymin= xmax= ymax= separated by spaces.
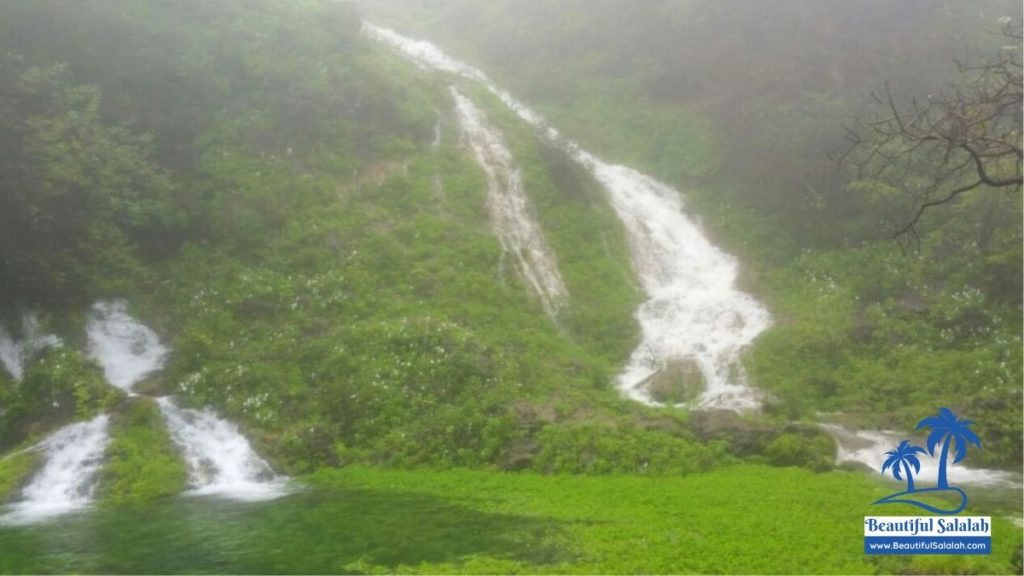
xmin=638 ymin=358 xmax=706 ymax=404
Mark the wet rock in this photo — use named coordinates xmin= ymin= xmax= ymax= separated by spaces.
xmin=639 ymin=358 xmax=705 ymax=404
xmin=132 ymin=373 xmax=171 ymax=397
xmin=688 ymin=409 xmax=767 ymax=455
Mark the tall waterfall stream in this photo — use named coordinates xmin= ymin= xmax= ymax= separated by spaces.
xmin=363 ymin=23 xmax=1018 ymax=488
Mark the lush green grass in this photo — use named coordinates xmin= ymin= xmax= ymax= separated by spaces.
xmin=97 ymin=398 xmax=187 ymax=504
xmin=4 ymin=465 xmax=1017 ymax=573
xmin=308 ymin=465 xmax=1022 ymax=574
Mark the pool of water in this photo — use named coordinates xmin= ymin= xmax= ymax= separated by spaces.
xmin=0 ymin=486 xmax=565 ymax=573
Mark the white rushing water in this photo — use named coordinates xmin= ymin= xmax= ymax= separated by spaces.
xmin=450 ymin=87 xmax=568 ymax=317
xmin=365 ymin=24 xmax=771 ymax=410
xmin=0 ymin=415 xmax=110 ymax=525
xmin=4 ymin=301 xmax=288 ymax=525
xmin=84 ymin=301 xmax=289 ymax=500
xmin=0 ymin=314 xmax=61 ymax=381
xmin=156 ymin=397 xmax=289 ymax=501
xmin=821 ymin=424 xmax=1019 ymax=488
xmin=86 ymin=300 xmax=168 ymax=393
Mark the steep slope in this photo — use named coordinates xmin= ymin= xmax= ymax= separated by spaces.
xmin=358 ymin=0 xmax=1024 ymax=469
xmin=1 ymin=0 xmax=761 ymax=482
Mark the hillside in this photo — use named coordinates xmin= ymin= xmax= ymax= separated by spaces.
xmin=0 ymin=1 xmax=1020 ymax=574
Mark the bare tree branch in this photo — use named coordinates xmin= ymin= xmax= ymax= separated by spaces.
xmin=839 ymin=23 xmax=1023 ymax=241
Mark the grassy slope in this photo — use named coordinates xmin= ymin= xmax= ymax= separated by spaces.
xmin=98 ymin=398 xmax=187 ymax=504
xmin=116 ymin=40 xmax=664 ymax=475
xmin=356 ymin=2 xmax=1024 ymax=469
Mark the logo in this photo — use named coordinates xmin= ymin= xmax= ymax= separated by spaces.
xmin=864 ymin=408 xmax=991 ymax=555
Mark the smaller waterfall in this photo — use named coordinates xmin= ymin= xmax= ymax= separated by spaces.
xmin=3 ymin=300 xmax=288 ymax=525
xmin=156 ymin=397 xmax=289 ymax=501
xmin=0 ymin=315 xmax=61 ymax=381
xmin=0 ymin=415 xmax=110 ymax=525
xmin=450 ymin=87 xmax=568 ymax=316
xmin=822 ymin=424 xmax=1019 ymax=488
xmin=86 ymin=301 xmax=168 ymax=393
xmin=84 ymin=300 xmax=288 ymax=501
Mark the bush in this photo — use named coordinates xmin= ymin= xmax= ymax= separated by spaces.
xmin=1 ymin=347 xmax=122 ymax=451
xmin=532 ymin=423 xmax=733 ymax=475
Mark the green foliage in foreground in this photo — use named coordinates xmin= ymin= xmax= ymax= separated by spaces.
xmin=98 ymin=398 xmax=187 ymax=504
xmin=0 ymin=452 xmax=39 ymax=503
xmin=1 ymin=465 xmax=1019 ymax=573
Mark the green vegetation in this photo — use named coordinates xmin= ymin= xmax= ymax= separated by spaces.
xmin=0 ymin=0 xmax=654 ymax=477
xmin=0 ymin=452 xmax=40 ymax=502
xmin=0 ymin=1 xmax=1020 ymax=573
xmin=0 ymin=347 xmax=122 ymax=452
xmin=98 ymin=398 xmax=187 ymax=504
xmin=1 ymin=465 xmax=1020 ymax=573
xmin=363 ymin=0 xmax=1023 ymax=468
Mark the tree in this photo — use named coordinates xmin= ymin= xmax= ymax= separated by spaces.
xmin=916 ymin=407 xmax=981 ymax=489
xmin=0 ymin=56 xmax=172 ymax=308
xmin=840 ymin=20 xmax=1022 ymax=242
xmin=881 ymin=440 xmax=926 ymax=493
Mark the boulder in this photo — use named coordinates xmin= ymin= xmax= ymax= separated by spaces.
xmin=639 ymin=358 xmax=705 ymax=404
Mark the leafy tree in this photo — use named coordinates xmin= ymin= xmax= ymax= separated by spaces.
xmin=0 ymin=55 xmax=173 ymax=308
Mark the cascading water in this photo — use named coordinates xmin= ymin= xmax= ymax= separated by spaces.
xmin=820 ymin=424 xmax=1019 ymax=488
xmin=0 ymin=315 xmax=94 ymax=526
xmin=3 ymin=301 xmax=288 ymax=525
xmin=84 ymin=300 xmax=289 ymax=501
xmin=0 ymin=415 xmax=110 ymax=525
xmin=0 ymin=315 xmax=61 ymax=380
xmin=365 ymin=24 xmax=771 ymax=410
xmin=156 ymin=398 xmax=289 ymax=501
xmin=363 ymin=23 xmax=1022 ymax=488
xmin=0 ymin=330 xmax=17 ymax=380
xmin=86 ymin=301 xmax=168 ymax=393
xmin=450 ymin=87 xmax=568 ymax=317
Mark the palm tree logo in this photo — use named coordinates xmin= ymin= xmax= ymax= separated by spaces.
xmin=916 ymin=407 xmax=981 ymax=489
xmin=873 ymin=407 xmax=979 ymax=515
xmin=881 ymin=440 xmax=926 ymax=493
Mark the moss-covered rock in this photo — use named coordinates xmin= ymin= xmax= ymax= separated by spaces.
xmin=98 ymin=397 xmax=187 ymax=504
xmin=639 ymin=358 xmax=706 ymax=404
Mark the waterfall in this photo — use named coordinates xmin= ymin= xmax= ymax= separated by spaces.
xmin=821 ymin=424 xmax=1019 ymax=488
xmin=156 ymin=398 xmax=289 ymax=501
xmin=0 ymin=315 xmax=61 ymax=381
xmin=86 ymin=301 xmax=168 ymax=393
xmin=3 ymin=301 xmax=288 ymax=524
xmin=0 ymin=415 xmax=110 ymax=525
xmin=364 ymin=24 xmax=772 ymax=410
xmin=84 ymin=300 xmax=289 ymax=501
xmin=450 ymin=87 xmax=568 ymax=317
